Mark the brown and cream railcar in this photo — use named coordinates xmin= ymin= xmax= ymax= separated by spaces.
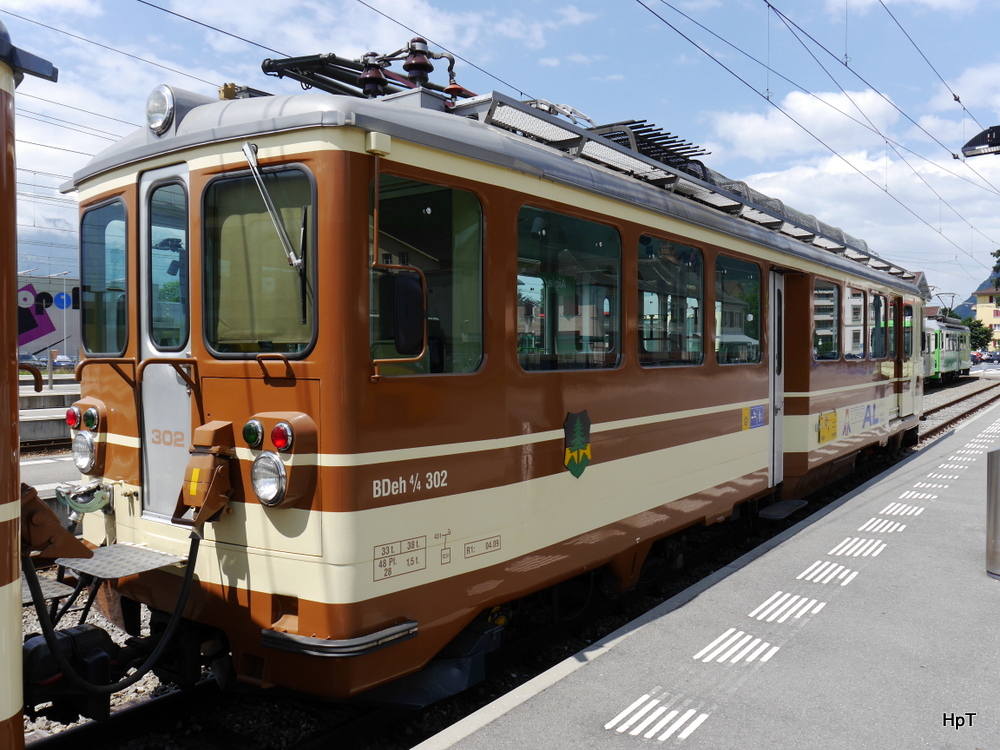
xmin=61 ymin=74 xmax=926 ymax=702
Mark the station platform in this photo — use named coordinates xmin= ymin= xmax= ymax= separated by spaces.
xmin=418 ymin=404 xmax=1000 ymax=749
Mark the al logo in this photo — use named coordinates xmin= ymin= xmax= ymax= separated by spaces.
xmin=563 ymin=411 xmax=592 ymax=478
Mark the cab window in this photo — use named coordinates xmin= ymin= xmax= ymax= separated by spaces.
xmin=204 ymin=168 xmax=314 ymax=355
xmin=148 ymin=182 xmax=188 ymax=350
xmin=81 ymin=200 xmax=127 ymax=355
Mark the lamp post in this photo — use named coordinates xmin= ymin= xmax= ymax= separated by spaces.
xmin=0 ymin=21 xmax=57 ymax=750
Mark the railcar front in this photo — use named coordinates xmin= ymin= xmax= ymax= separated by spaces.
xmin=924 ymin=315 xmax=971 ymax=383
xmin=61 ymin=74 xmax=927 ymax=704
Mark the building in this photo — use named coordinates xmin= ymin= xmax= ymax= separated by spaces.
xmin=972 ymin=288 xmax=1000 ymax=349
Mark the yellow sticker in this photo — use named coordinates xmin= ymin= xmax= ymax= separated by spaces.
xmin=189 ymin=467 xmax=200 ymax=496
xmin=818 ymin=411 xmax=838 ymax=443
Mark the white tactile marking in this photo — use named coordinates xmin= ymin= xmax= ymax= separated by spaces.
xmin=606 ymin=694 xmax=710 ymax=742
xmin=828 ymin=538 xmax=887 ymax=557
xmin=694 ymin=629 xmax=779 ymax=664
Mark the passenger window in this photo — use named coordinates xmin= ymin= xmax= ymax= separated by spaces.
xmin=813 ymin=279 xmax=839 ymax=360
xmin=204 ymin=168 xmax=314 ymax=355
xmin=516 ymin=207 xmax=620 ymax=371
xmin=714 ymin=256 xmax=760 ymax=365
xmin=81 ymin=200 xmax=127 ymax=355
xmin=148 ymin=183 xmax=188 ymax=350
xmin=869 ymin=294 xmax=887 ymax=359
xmin=638 ymin=237 xmax=703 ymax=367
xmin=370 ymin=175 xmax=483 ymax=374
xmin=888 ymin=298 xmax=898 ymax=359
xmin=843 ymin=288 xmax=866 ymax=358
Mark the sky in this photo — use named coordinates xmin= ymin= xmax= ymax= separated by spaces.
xmin=7 ymin=0 xmax=1000 ymax=308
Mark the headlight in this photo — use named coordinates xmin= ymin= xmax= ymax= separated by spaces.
xmin=146 ymin=84 xmax=175 ymax=135
xmin=251 ymin=452 xmax=287 ymax=506
xmin=72 ymin=431 xmax=96 ymax=473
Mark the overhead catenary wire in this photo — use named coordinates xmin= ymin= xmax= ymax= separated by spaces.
xmin=0 ymin=8 xmax=220 ymax=88
xmin=765 ymin=6 xmax=1000 ymax=255
xmin=877 ymin=0 xmax=985 ymax=133
xmin=638 ymin=0 xmax=989 ymax=276
xmin=762 ymin=1 xmax=1000 ymax=200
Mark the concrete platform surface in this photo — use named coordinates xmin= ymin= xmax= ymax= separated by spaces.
xmin=418 ymin=404 xmax=1000 ymax=750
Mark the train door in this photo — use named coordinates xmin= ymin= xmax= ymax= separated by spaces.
xmin=769 ymin=271 xmax=784 ymax=486
xmin=897 ymin=300 xmax=915 ymax=419
xmin=138 ymin=166 xmax=191 ymax=520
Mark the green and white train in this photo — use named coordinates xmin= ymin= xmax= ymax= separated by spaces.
xmin=924 ymin=314 xmax=971 ymax=383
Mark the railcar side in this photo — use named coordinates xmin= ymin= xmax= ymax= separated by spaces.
xmin=54 ymin=77 xmax=927 ymax=705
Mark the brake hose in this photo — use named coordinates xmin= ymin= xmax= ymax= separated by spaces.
xmin=21 ymin=531 xmax=201 ymax=695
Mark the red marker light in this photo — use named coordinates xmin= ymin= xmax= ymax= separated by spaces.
xmin=66 ymin=406 xmax=81 ymax=429
xmin=271 ymin=422 xmax=294 ymax=451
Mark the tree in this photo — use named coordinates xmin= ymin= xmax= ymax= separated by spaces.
xmin=964 ymin=316 xmax=992 ymax=350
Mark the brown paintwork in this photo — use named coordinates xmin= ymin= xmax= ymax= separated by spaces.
xmin=117 ymin=465 xmax=768 ymax=698
xmin=75 ymin=134 xmax=923 ymax=700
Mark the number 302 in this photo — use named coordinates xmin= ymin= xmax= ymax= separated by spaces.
xmin=150 ymin=429 xmax=185 ymax=446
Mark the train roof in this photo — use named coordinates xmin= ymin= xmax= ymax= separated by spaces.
xmin=68 ymin=85 xmax=926 ymax=299
xmin=925 ymin=314 xmax=969 ymax=332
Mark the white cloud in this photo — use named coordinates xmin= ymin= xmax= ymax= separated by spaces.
xmin=3 ymin=0 xmax=102 ymax=16
xmin=742 ymin=148 xmax=1000 ymax=294
xmin=708 ymin=89 xmax=900 ymax=162
xmin=826 ymin=0 xmax=982 ymax=13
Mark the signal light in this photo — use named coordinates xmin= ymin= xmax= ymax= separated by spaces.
xmin=66 ymin=406 xmax=82 ymax=429
xmin=83 ymin=407 xmax=99 ymax=430
xmin=242 ymin=419 xmax=263 ymax=448
xmin=271 ymin=422 xmax=293 ymax=452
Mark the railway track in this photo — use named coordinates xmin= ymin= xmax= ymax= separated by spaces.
xmin=918 ymin=377 xmax=1000 ymax=443
xmin=23 ymin=375 xmax=1000 ymax=750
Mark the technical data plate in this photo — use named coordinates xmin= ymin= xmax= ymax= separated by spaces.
xmin=57 ymin=543 xmax=187 ymax=580
xmin=21 ymin=575 xmax=76 ymax=605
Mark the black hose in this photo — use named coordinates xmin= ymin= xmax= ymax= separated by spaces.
xmin=49 ymin=573 xmax=89 ymax=627
xmin=21 ymin=532 xmax=201 ymax=695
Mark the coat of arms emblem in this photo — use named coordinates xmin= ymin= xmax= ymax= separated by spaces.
xmin=563 ymin=411 xmax=592 ymax=478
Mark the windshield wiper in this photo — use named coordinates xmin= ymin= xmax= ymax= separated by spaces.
xmin=241 ymin=141 xmax=303 ymax=270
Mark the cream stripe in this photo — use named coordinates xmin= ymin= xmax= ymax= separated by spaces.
xmin=108 ymin=399 xmax=766 ymax=468
xmin=77 ymin=134 xmax=347 ymax=200
xmin=0 ymin=578 xmax=22 ymax=720
xmin=786 ymin=379 xmax=911 ymax=399
xmin=105 ymin=428 xmax=769 ymax=603
xmin=0 ymin=501 xmax=17 ymax=525
xmin=0 ymin=66 xmax=14 ymax=97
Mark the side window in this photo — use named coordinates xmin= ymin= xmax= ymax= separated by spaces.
xmin=369 ymin=175 xmax=483 ymax=374
xmin=888 ymin=298 xmax=898 ymax=359
xmin=869 ymin=293 xmax=887 ymax=359
xmin=81 ymin=200 xmax=127 ymax=355
xmin=517 ymin=207 xmax=620 ymax=371
xmin=903 ymin=305 xmax=914 ymax=359
xmin=149 ymin=183 xmax=188 ymax=350
xmin=204 ymin=168 xmax=314 ymax=355
xmin=844 ymin=288 xmax=866 ymax=358
xmin=813 ymin=279 xmax=839 ymax=360
xmin=638 ymin=237 xmax=703 ymax=367
xmin=715 ymin=255 xmax=760 ymax=365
